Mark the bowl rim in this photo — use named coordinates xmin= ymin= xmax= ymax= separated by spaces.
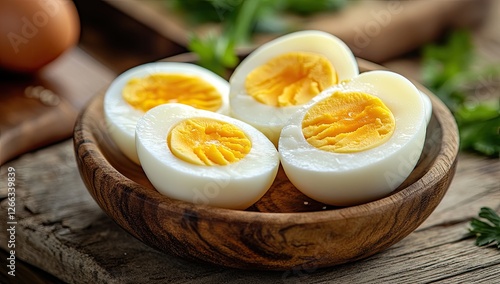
xmin=75 ymin=57 xmax=459 ymax=226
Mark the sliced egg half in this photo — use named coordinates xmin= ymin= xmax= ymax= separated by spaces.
xmin=279 ymin=70 xmax=427 ymax=206
xmin=104 ymin=62 xmax=230 ymax=164
xmin=229 ymin=30 xmax=359 ymax=146
xmin=135 ymin=103 xmax=280 ymax=210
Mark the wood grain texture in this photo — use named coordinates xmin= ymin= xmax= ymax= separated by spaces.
xmin=1 ymin=141 xmax=498 ymax=283
xmin=71 ymin=59 xmax=459 ymax=270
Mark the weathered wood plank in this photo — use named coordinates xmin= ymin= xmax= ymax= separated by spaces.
xmin=1 ymin=139 xmax=499 ymax=283
xmin=418 ymin=154 xmax=500 ymax=229
xmin=0 ymin=249 xmax=66 ymax=284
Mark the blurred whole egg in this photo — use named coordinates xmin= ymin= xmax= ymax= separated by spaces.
xmin=0 ymin=0 xmax=80 ymax=73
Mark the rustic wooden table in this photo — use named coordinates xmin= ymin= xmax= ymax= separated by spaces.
xmin=1 ymin=1 xmax=500 ymax=282
xmin=1 ymin=135 xmax=499 ymax=283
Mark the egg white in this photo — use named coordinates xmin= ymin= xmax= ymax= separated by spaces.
xmin=278 ymin=70 xmax=427 ymax=206
xmin=420 ymin=91 xmax=433 ymax=124
xmin=229 ymin=30 xmax=359 ymax=146
xmin=135 ymin=103 xmax=280 ymax=210
xmin=104 ymin=62 xmax=230 ymax=164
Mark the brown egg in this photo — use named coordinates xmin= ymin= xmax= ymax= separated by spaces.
xmin=0 ymin=0 xmax=80 ymax=73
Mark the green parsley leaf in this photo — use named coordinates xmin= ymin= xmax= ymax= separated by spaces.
xmin=285 ymin=0 xmax=347 ymax=15
xmin=456 ymin=101 xmax=500 ymax=156
xmin=468 ymin=207 xmax=500 ymax=249
xmin=185 ymin=0 xmax=270 ymax=77
xmin=421 ymin=30 xmax=500 ymax=157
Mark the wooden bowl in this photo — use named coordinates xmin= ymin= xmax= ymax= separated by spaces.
xmin=73 ymin=57 xmax=459 ymax=270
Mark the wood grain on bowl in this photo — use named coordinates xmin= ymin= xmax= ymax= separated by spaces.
xmin=73 ymin=59 xmax=459 ymax=270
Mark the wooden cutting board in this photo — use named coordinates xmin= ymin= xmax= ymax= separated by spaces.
xmin=0 ymin=47 xmax=114 ymax=165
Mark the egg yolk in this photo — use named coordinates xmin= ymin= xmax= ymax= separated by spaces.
xmin=168 ymin=118 xmax=252 ymax=166
xmin=123 ymin=73 xmax=222 ymax=112
xmin=245 ymin=52 xmax=337 ymax=107
xmin=302 ymin=91 xmax=395 ymax=153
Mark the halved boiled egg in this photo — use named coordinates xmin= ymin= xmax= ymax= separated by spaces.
xmin=279 ymin=70 xmax=427 ymax=206
xmin=104 ymin=62 xmax=230 ymax=164
xmin=229 ymin=30 xmax=359 ymax=146
xmin=135 ymin=103 xmax=280 ymax=210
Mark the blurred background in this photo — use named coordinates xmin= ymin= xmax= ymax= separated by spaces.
xmin=74 ymin=0 xmax=498 ymax=74
xmin=0 ymin=0 xmax=499 ymax=162
xmin=75 ymin=0 xmax=500 ymax=158
xmin=75 ymin=0 xmax=500 ymax=157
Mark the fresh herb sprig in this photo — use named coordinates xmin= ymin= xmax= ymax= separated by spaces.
xmin=468 ymin=207 xmax=500 ymax=249
xmin=182 ymin=0 xmax=281 ymax=77
xmin=186 ymin=0 xmax=260 ymax=77
xmin=176 ymin=0 xmax=348 ymax=77
xmin=284 ymin=0 xmax=347 ymax=15
xmin=171 ymin=0 xmax=346 ymax=22
xmin=421 ymin=30 xmax=500 ymax=157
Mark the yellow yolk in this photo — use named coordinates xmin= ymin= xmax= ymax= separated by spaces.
xmin=245 ymin=52 xmax=337 ymax=107
xmin=302 ymin=91 xmax=395 ymax=153
xmin=123 ymin=73 xmax=222 ymax=112
xmin=168 ymin=118 xmax=252 ymax=166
